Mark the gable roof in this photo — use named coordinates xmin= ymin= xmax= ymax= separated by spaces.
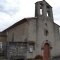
xmin=2 ymin=17 xmax=37 ymax=32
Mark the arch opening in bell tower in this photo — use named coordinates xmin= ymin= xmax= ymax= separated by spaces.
xmin=35 ymin=0 xmax=53 ymax=21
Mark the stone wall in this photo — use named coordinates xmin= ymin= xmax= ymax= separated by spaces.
xmin=7 ymin=42 xmax=27 ymax=60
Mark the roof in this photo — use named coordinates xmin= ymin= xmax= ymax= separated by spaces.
xmin=53 ymin=22 xmax=60 ymax=27
xmin=35 ymin=0 xmax=52 ymax=8
xmin=2 ymin=17 xmax=37 ymax=32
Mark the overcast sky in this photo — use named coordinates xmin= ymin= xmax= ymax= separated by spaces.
xmin=0 ymin=0 xmax=60 ymax=31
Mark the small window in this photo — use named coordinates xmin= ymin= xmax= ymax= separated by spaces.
xmin=40 ymin=9 xmax=42 ymax=15
xmin=0 ymin=42 xmax=3 ymax=53
xmin=47 ymin=12 xmax=49 ymax=17
xmin=0 ymin=42 xmax=2 ymax=48
xmin=29 ymin=45 xmax=34 ymax=53
xmin=47 ymin=11 xmax=50 ymax=17
xmin=44 ymin=29 xmax=49 ymax=36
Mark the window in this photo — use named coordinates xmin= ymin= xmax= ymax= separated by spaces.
xmin=29 ymin=45 xmax=34 ymax=53
xmin=0 ymin=42 xmax=2 ymax=48
xmin=40 ymin=3 xmax=43 ymax=15
xmin=40 ymin=9 xmax=42 ymax=15
xmin=47 ymin=12 xmax=49 ymax=17
xmin=28 ymin=41 xmax=35 ymax=53
xmin=0 ymin=42 xmax=3 ymax=53
xmin=47 ymin=11 xmax=50 ymax=17
xmin=44 ymin=29 xmax=49 ymax=36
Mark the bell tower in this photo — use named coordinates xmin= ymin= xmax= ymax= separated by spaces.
xmin=35 ymin=0 xmax=53 ymax=21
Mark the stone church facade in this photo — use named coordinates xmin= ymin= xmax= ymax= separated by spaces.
xmin=0 ymin=0 xmax=60 ymax=60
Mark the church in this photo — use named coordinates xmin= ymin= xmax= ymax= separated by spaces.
xmin=0 ymin=0 xmax=60 ymax=60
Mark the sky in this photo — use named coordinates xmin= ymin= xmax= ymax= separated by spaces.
xmin=0 ymin=0 xmax=60 ymax=31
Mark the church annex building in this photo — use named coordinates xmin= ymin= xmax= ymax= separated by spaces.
xmin=0 ymin=0 xmax=60 ymax=60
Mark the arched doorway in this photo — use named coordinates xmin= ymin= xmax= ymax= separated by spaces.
xmin=43 ymin=43 xmax=50 ymax=60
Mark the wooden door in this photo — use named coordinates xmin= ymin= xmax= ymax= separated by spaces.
xmin=44 ymin=43 xmax=50 ymax=60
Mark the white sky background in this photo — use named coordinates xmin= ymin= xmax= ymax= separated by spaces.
xmin=0 ymin=0 xmax=60 ymax=31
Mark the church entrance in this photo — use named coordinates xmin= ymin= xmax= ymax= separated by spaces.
xmin=43 ymin=43 xmax=50 ymax=60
